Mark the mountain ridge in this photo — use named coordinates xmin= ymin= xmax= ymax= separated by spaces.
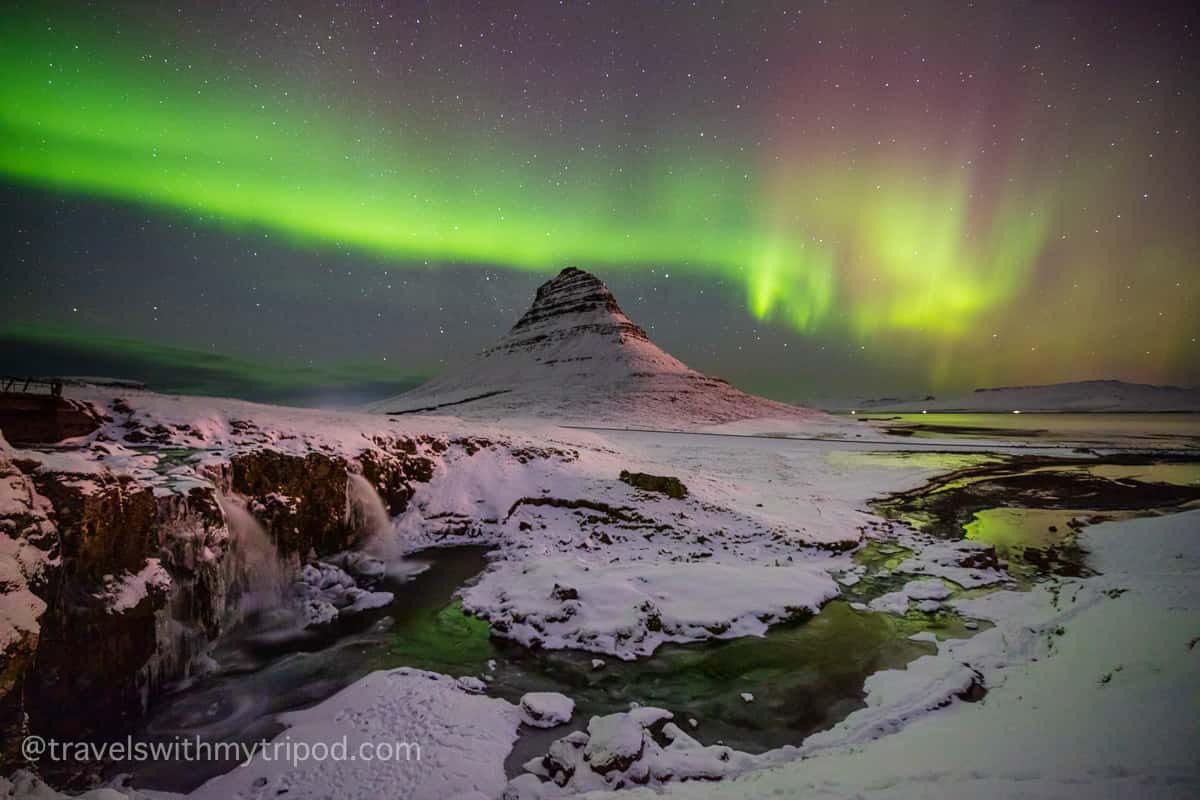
xmin=368 ymin=267 xmax=820 ymax=427
xmin=829 ymin=379 xmax=1200 ymax=413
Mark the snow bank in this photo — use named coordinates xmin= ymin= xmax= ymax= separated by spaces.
xmin=189 ymin=668 xmax=522 ymax=800
xmin=520 ymin=692 xmax=575 ymax=728
xmin=94 ymin=558 xmax=172 ymax=613
xmin=296 ymin=561 xmax=393 ymax=627
xmin=868 ymin=577 xmax=952 ymax=616
xmin=509 ymin=706 xmax=778 ymax=797
xmin=893 ymin=540 xmax=1008 ymax=589
xmin=462 ymin=557 xmax=839 ymax=659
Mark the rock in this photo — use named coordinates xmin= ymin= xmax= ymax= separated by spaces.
xmin=303 ymin=599 xmax=338 ymax=627
xmin=0 ymin=394 xmax=101 ymax=445
xmin=355 ymin=446 xmax=433 ymax=516
xmin=619 ymin=470 xmax=688 ymax=499
xmin=302 ymin=561 xmax=355 ymax=591
xmin=584 ymin=712 xmax=646 ymax=773
xmin=544 ymin=731 xmax=587 ymax=785
xmin=230 ymin=450 xmax=356 ymax=556
xmin=341 ymin=587 xmax=394 ymax=614
xmin=956 ymin=668 xmax=988 ymax=702
xmin=297 ymin=561 xmax=392 ymax=624
xmin=504 ymin=773 xmax=551 ymax=800
xmin=956 ymin=542 xmax=1000 ymax=570
xmin=868 ymin=591 xmax=911 ymax=615
xmin=904 ymin=578 xmax=952 ymax=601
xmin=457 ymin=676 xmax=488 ymax=694
xmin=551 ymin=583 xmax=580 ymax=601
xmin=520 ymin=705 xmax=771 ymax=794
xmin=331 ymin=551 xmax=387 ymax=584
xmin=520 ymin=692 xmax=575 ymax=728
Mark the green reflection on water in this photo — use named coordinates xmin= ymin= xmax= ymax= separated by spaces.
xmin=368 ymin=595 xmax=956 ymax=752
xmin=964 ymin=508 xmax=1084 ymax=557
xmin=827 ymin=450 xmax=1003 ymax=472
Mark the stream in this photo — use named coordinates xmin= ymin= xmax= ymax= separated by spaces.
xmin=122 ymin=542 xmax=946 ymax=791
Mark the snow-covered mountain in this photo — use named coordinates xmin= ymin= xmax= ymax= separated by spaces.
xmin=368 ymin=267 xmax=820 ymax=427
xmin=841 ymin=380 xmax=1200 ymax=413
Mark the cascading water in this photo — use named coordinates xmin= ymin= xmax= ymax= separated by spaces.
xmin=216 ymin=494 xmax=287 ymax=612
xmin=345 ymin=472 xmax=394 ymax=547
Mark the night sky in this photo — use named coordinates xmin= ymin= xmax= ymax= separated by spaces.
xmin=2 ymin=1 xmax=1197 ymax=405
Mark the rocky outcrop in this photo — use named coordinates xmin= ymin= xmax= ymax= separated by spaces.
xmin=0 ymin=434 xmax=445 ymax=779
xmin=357 ymin=438 xmax=436 ymax=516
xmin=511 ymin=706 xmax=773 ymax=795
xmin=32 ymin=474 xmax=159 ymax=581
xmin=0 ymin=463 xmax=232 ymax=775
xmin=229 ymin=450 xmax=354 ymax=557
xmin=0 ymin=394 xmax=101 ymax=445
xmin=500 ymin=266 xmax=650 ymax=350
xmin=619 ymin=470 xmax=688 ymax=499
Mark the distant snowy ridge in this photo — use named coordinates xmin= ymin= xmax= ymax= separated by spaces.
xmin=366 ymin=267 xmax=822 ymax=427
xmin=836 ymin=379 xmax=1200 ymax=413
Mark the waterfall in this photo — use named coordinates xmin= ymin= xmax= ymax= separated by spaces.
xmin=346 ymin=473 xmax=394 ymax=547
xmin=216 ymin=494 xmax=287 ymax=612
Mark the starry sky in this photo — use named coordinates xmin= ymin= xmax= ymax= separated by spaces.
xmin=1 ymin=0 xmax=1197 ymax=405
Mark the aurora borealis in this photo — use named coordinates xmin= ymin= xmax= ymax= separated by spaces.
xmin=1 ymin=1 xmax=1197 ymax=402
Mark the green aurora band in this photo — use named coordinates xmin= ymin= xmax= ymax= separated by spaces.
xmin=1 ymin=10 xmax=1055 ymax=346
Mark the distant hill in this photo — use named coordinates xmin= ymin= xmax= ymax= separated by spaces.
xmin=837 ymin=380 xmax=1200 ymax=413
xmin=367 ymin=267 xmax=822 ymax=427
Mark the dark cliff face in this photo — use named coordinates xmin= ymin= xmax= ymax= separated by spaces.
xmin=5 ymin=474 xmax=224 ymax=779
xmin=230 ymin=451 xmax=355 ymax=557
xmin=0 ymin=395 xmax=101 ymax=446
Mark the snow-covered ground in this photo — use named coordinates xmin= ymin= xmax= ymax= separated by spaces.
xmin=558 ymin=509 xmax=1200 ymax=800
xmin=189 ymin=668 xmax=522 ymax=800
xmin=3 ymin=384 xmax=1197 ymax=799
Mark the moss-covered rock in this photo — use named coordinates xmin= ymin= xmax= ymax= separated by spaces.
xmin=619 ymin=470 xmax=688 ymax=499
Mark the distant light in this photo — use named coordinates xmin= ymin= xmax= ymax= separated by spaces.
xmin=921 ymin=409 xmax=928 ymax=414
xmin=850 ymin=410 xmax=857 ymax=415
xmin=1012 ymin=409 xmax=1022 ymax=414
